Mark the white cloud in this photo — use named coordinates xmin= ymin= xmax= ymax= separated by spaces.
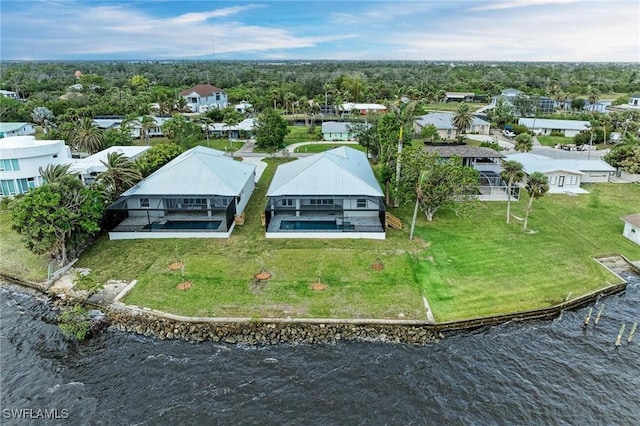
xmin=171 ymin=4 xmax=265 ymax=24
xmin=471 ymin=0 xmax=582 ymax=12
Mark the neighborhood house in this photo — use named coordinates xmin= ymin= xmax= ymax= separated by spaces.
xmin=0 ymin=122 xmax=36 ymax=138
xmin=0 ymin=135 xmax=72 ymax=197
xmin=517 ymin=118 xmax=590 ymax=137
xmin=179 ymin=84 xmax=228 ymax=113
xmin=106 ymin=146 xmax=255 ymax=239
xmin=414 ymin=112 xmax=490 ymax=139
xmin=321 ymin=121 xmax=354 ymax=141
xmin=67 ymin=146 xmax=151 ymax=185
xmin=265 ymin=146 xmax=386 ymax=239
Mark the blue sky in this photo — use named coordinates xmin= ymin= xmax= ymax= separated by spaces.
xmin=1 ymin=0 xmax=638 ymax=61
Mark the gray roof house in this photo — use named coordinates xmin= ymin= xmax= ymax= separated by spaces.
xmin=107 ymin=146 xmax=256 ymax=239
xmin=518 ymin=118 xmax=590 ymax=137
xmin=415 ymin=112 xmax=490 ymax=139
xmin=0 ymin=122 xmax=36 ymax=138
xmin=67 ymin=146 xmax=151 ymax=185
xmin=322 ymin=121 xmax=353 ymax=141
xmin=265 ymin=146 xmax=385 ymax=239
xmin=423 ymin=145 xmax=511 ymax=200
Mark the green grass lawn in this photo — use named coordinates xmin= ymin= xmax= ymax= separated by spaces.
xmin=407 ymin=183 xmax=640 ymax=321
xmin=537 ymin=135 xmax=573 ymax=147
xmin=5 ymin=158 xmax=638 ymax=321
xmin=294 ymin=143 xmax=365 ymax=154
xmin=0 ymin=208 xmax=50 ymax=282
xmin=422 ymin=102 xmax=488 ymax=112
xmin=133 ymin=137 xmax=244 ymax=152
xmin=284 ymin=126 xmax=321 ymax=145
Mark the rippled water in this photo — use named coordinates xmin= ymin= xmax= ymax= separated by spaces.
xmin=1 ymin=274 xmax=639 ymax=425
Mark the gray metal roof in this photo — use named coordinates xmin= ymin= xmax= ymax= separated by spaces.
xmin=122 ymin=146 xmax=255 ymax=197
xmin=322 ymin=121 xmax=350 ymax=133
xmin=267 ymin=146 xmax=383 ymax=197
xmin=518 ymin=118 xmax=590 ymax=131
xmin=415 ymin=112 xmax=489 ymax=130
xmin=505 ymin=153 xmax=583 ymax=175
xmin=423 ymin=145 xmax=505 ymax=158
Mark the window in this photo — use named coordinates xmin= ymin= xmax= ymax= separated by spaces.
xmin=357 ymin=199 xmax=367 ymax=208
xmin=140 ymin=198 xmax=150 ymax=208
xmin=568 ymin=176 xmax=578 ymax=185
xmin=0 ymin=179 xmax=16 ymax=196
xmin=310 ymin=198 xmax=333 ymax=205
xmin=16 ymin=178 xmax=35 ymax=194
xmin=283 ymin=199 xmax=294 ymax=207
xmin=548 ymin=175 xmax=557 ymax=185
xmin=0 ymin=159 xmax=19 ymax=171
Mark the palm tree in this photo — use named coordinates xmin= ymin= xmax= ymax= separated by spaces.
xmin=522 ymin=172 xmax=549 ymax=230
xmin=393 ymin=101 xmax=417 ymax=207
xmin=98 ymin=152 xmax=143 ymax=201
xmin=72 ymin=117 xmax=104 ymax=154
xmin=500 ymin=160 xmax=525 ymax=224
xmin=588 ymin=89 xmax=600 ymax=113
xmin=137 ymin=115 xmax=156 ymax=145
xmin=514 ymin=133 xmax=534 ymax=153
xmin=31 ymin=106 xmax=55 ymax=134
xmin=223 ymin=113 xmax=241 ymax=146
xmin=451 ymin=103 xmax=473 ymax=138
xmin=39 ymin=163 xmax=74 ymax=184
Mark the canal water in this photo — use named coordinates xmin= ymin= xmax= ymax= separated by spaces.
xmin=1 ymin=273 xmax=638 ymax=425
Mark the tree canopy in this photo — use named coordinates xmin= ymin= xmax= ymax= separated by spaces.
xmin=255 ymin=108 xmax=289 ymax=153
xmin=11 ymin=176 xmax=105 ymax=267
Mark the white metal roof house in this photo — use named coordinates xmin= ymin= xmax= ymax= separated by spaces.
xmin=0 ymin=90 xmax=19 ymax=100
xmin=107 ymin=146 xmax=256 ymax=239
xmin=505 ymin=153 xmax=597 ymax=194
xmin=265 ymin=146 xmax=385 ymax=239
xmin=93 ymin=116 xmax=170 ymax=139
xmin=339 ymin=103 xmax=387 ymax=115
xmin=415 ymin=112 xmax=490 ymax=139
xmin=621 ymin=213 xmax=640 ymax=246
xmin=0 ymin=135 xmax=72 ymax=197
xmin=67 ymin=146 xmax=151 ymax=185
xmin=179 ymin=84 xmax=228 ymax=113
xmin=322 ymin=121 xmax=353 ymax=141
xmin=518 ymin=118 xmax=590 ymax=137
xmin=0 ymin=122 xmax=36 ymax=138
xmin=628 ymin=94 xmax=640 ymax=108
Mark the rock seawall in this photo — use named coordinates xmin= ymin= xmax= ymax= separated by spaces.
xmin=107 ymin=308 xmax=440 ymax=345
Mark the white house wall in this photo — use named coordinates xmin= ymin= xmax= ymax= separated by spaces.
xmin=266 ymin=231 xmax=385 ymax=240
xmin=622 ymin=223 xmax=640 ymax=245
xmin=235 ymin=175 xmax=255 ymax=214
xmin=545 ymin=172 xmax=582 ymax=192
xmin=109 ymin=223 xmax=235 ymax=240
xmin=581 ymin=172 xmax=611 ymax=183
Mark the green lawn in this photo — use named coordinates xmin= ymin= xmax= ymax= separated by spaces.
xmin=408 ymin=183 xmax=640 ymax=320
xmin=5 ymin=160 xmax=638 ymax=321
xmin=133 ymin=137 xmax=244 ymax=151
xmin=294 ymin=143 xmax=365 ymax=154
xmin=537 ymin=135 xmax=573 ymax=147
xmin=0 ymin=208 xmax=50 ymax=282
xmin=423 ymin=102 xmax=488 ymax=112
xmin=284 ymin=126 xmax=321 ymax=145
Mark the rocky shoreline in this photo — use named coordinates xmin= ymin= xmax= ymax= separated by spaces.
xmin=107 ymin=306 xmax=441 ymax=345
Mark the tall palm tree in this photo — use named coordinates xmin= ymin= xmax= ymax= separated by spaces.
xmin=72 ymin=117 xmax=104 ymax=154
xmin=588 ymin=89 xmax=600 ymax=113
xmin=522 ymin=172 xmax=549 ymax=230
xmin=98 ymin=152 xmax=143 ymax=201
xmin=451 ymin=103 xmax=473 ymax=138
xmin=500 ymin=160 xmax=525 ymax=224
xmin=223 ymin=113 xmax=241 ymax=145
xmin=514 ymin=133 xmax=534 ymax=153
xmin=31 ymin=106 xmax=55 ymax=134
xmin=394 ymin=101 xmax=417 ymax=207
xmin=137 ymin=115 xmax=156 ymax=145
xmin=39 ymin=163 xmax=74 ymax=184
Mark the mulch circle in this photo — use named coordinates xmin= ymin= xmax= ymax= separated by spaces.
xmin=176 ymin=281 xmax=192 ymax=291
xmin=254 ymin=271 xmax=272 ymax=280
xmin=310 ymin=282 xmax=327 ymax=291
xmin=371 ymin=262 xmax=384 ymax=270
xmin=168 ymin=261 xmax=183 ymax=271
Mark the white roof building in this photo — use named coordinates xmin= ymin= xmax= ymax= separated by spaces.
xmin=268 ymin=146 xmax=383 ymax=197
xmin=518 ymin=118 xmax=590 ymax=137
xmin=0 ymin=136 xmax=72 ymax=197
xmin=67 ymin=146 xmax=151 ymax=185
xmin=0 ymin=122 xmax=36 ymax=138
